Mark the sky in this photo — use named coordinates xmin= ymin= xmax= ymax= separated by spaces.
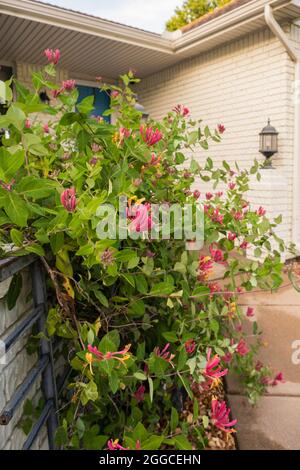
xmin=43 ymin=0 xmax=182 ymax=33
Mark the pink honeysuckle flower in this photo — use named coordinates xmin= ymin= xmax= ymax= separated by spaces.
xmin=149 ymin=153 xmax=161 ymax=166
xmin=261 ymin=376 xmax=272 ymax=386
xmin=89 ymin=157 xmax=99 ymax=166
xmin=198 ymin=255 xmax=214 ymax=282
xmin=173 ymin=104 xmax=190 ymax=117
xmin=256 ymin=206 xmax=266 ymax=216
xmin=216 ymin=191 xmax=223 ymax=198
xmin=228 ymin=182 xmax=236 ymax=190
xmin=217 ymin=124 xmax=226 ymax=134
xmin=209 ymin=244 xmax=225 ymax=264
xmin=51 ymin=89 xmax=61 ymax=98
xmin=133 ymin=178 xmax=142 ymax=187
xmin=233 ymin=210 xmax=244 ymax=221
xmin=140 ymin=125 xmax=163 ymax=146
xmin=183 ymin=171 xmax=191 ymax=179
xmin=222 ymin=352 xmax=233 ymax=364
xmin=43 ymin=123 xmax=50 ymax=133
xmin=101 ymin=248 xmax=114 ymax=267
xmin=119 ymin=127 xmax=131 ymax=140
xmin=208 ymin=282 xmax=221 ymax=295
xmin=228 ymin=232 xmax=237 ymax=241
xmin=25 ymin=118 xmax=31 ymax=129
xmin=107 ymin=439 xmax=129 ymax=451
xmin=88 ymin=343 xmax=131 ymax=365
xmin=44 ymin=48 xmax=60 ymax=65
xmin=0 ymin=179 xmax=15 ymax=192
xmin=62 ymin=79 xmax=76 ymax=91
xmin=271 ymin=372 xmax=285 ymax=387
xmin=134 ymin=385 xmax=145 ymax=403
xmin=154 ymin=343 xmax=175 ymax=363
xmin=193 ymin=190 xmax=201 ymax=199
xmin=185 ymin=339 xmax=197 ymax=355
xmin=211 ymin=399 xmax=237 ymax=433
xmin=211 ymin=208 xmax=224 ymax=224
xmin=135 ymin=440 xmax=141 ymax=450
xmin=127 ymin=203 xmax=153 ymax=233
xmin=255 ymin=360 xmax=264 ymax=371
xmin=60 ymin=187 xmax=76 ymax=212
xmin=145 ymin=250 xmax=155 ymax=258
xmin=91 ymin=143 xmax=102 ymax=153
xmin=246 ymin=307 xmax=255 ymax=318
xmin=204 ymin=348 xmax=228 ymax=381
xmin=110 ymin=90 xmax=120 ymax=98
xmin=206 ymin=192 xmax=213 ymax=200
xmin=236 ymin=339 xmax=249 ymax=356
xmin=240 ymin=240 xmax=249 ymax=250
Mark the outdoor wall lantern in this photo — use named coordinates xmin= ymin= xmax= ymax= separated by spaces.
xmin=259 ymin=119 xmax=278 ymax=168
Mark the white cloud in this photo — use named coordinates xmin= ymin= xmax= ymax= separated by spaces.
xmin=43 ymin=0 xmax=181 ymax=33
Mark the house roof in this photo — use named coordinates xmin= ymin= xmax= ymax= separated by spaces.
xmin=181 ymin=0 xmax=253 ymax=33
xmin=0 ymin=0 xmax=300 ymax=79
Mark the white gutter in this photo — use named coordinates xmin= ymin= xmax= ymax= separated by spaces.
xmin=264 ymin=4 xmax=300 ymax=253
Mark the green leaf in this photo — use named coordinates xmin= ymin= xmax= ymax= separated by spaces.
xmin=5 ymin=192 xmax=29 ymax=227
xmin=170 ymin=407 xmax=179 ymax=432
xmin=173 ymin=434 xmax=192 ymax=450
xmin=209 ymin=319 xmax=219 ymax=335
xmin=129 ymin=299 xmax=145 ymax=317
xmin=109 ymin=370 xmax=120 ymax=394
xmin=148 ymin=377 xmax=154 ymax=403
xmin=56 ymin=249 xmax=73 ymax=277
xmin=135 ymin=275 xmax=148 ymax=294
xmin=0 ymin=148 xmax=25 ymax=181
xmin=162 ymin=331 xmax=178 ymax=343
xmin=93 ymin=290 xmax=109 ymax=308
xmin=17 ymin=177 xmax=56 ymax=199
xmin=6 ymin=272 xmax=22 ymax=310
xmin=150 ymin=281 xmax=174 ymax=296
xmin=25 ymin=244 xmax=45 ymax=256
xmin=77 ymin=95 xmax=95 ymax=114
xmin=50 ymin=232 xmax=65 ymax=255
xmin=83 ymin=434 xmax=108 ymax=450
xmin=76 ymin=244 xmax=94 ymax=256
xmin=59 ymin=112 xmax=81 ymax=126
xmin=80 ymin=380 xmax=98 ymax=405
xmin=134 ymin=372 xmax=147 ymax=381
xmin=10 ymin=228 xmax=23 ymax=247
xmin=121 ymin=273 xmax=135 ymax=288
xmin=142 ymin=435 xmax=164 ymax=450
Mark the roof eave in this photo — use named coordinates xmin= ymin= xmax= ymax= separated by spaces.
xmin=0 ymin=0 xmax=174 ymax=54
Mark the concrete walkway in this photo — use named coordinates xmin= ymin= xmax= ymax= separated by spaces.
xmin=227 ymin=273 xmax=300 ymax=450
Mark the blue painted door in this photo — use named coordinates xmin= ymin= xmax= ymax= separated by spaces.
xmin=77 ymin=85 xmax=110 ymax=122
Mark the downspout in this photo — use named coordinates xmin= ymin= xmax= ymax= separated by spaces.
xmin=264 ymin=4 xmax=300 ymax=254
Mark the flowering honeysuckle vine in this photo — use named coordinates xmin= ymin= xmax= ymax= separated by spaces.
xmin=0 ymin=49 xmax=289 ymax=450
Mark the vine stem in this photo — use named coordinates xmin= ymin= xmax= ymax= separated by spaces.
xmin=40 ymin=256 xmax=85 ymax=350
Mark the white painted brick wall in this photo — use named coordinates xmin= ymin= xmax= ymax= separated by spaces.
xmin=0 ymin=268 xmax=49 ymax=450
xmin=136 ymin=26 xmax=297 ymax=248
